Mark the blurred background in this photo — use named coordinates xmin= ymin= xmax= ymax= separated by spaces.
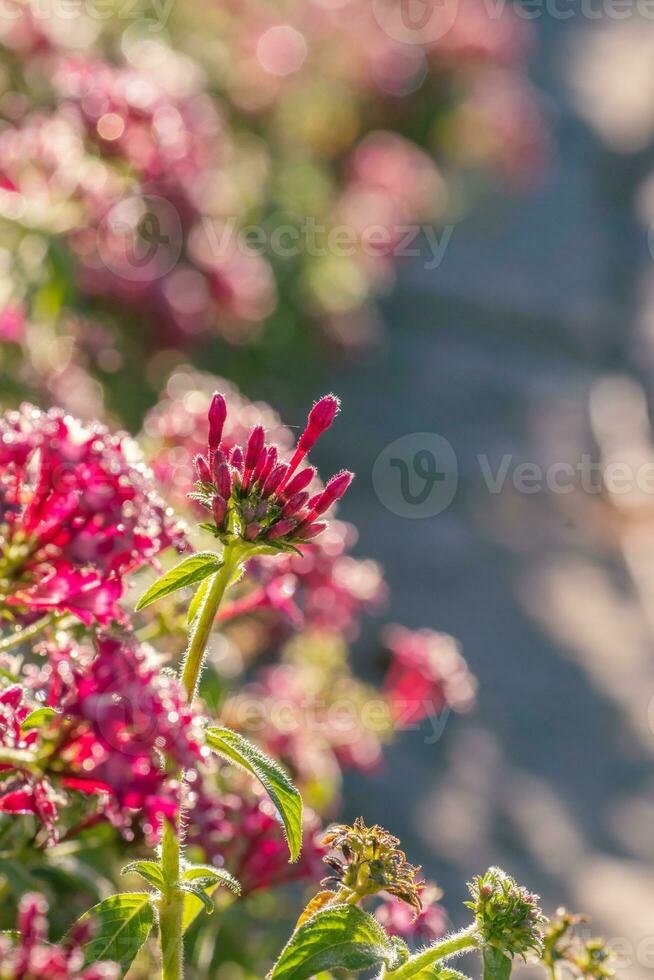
xmin=1 ymin=0 xmax=654 ymax=976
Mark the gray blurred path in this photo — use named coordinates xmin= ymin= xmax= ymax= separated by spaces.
xmin=314 ymin=16 xmax=654 ymax=977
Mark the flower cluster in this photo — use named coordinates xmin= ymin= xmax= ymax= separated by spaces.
xmin=375 ymin=884 xmax=447 ymax=944
xmin=466 ymin=866 xmax=547 ymax=958
xmin=542 ymin=909 xmax=614 ymax=979
xmin=0 ymin=405 xmax=184 ymax=627
xmin=0 ymin=892 xmax=118 ymax=980
xmin=192 ymin=391 xmax=352 ymax=548
xmin=0 ymin=634 xmax=204 ymax=842
xmin=322 ymin=817 xmax=423 ymax=914
xmin=382 ymin=625 xmax=477 ymax=726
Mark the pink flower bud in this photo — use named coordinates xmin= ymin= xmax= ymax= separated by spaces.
xmin=230 ymin=446 xmax=244 ymax=472
xmin=296 ymin=520 xmax=327 ymax=540
xmin=245 ymin=426 xmax=265 ymax=472
xmin=298 ymin=395 xmax=340 ymax=452
xmin=244 ymin=522 xmax=261 ymax=540
xmin=194 ymin=454 xmax=212 ymax=484
xmin=282 ymin=466 xmax=315 ymax=499
xmin=214 ymin=462 xmax=232 ymax=501
xmin=282 ymin=491 xmax=309 ymax=518
xmin=211 ymin=494 xmax=228 ymax=527
xmin=311 ymin=471 xmax=353 ymax=516
xmin=266 ymin=518 xmax=297 ymax=540
xmin=258 ymin=446 xmax=277 ymax=486
xmin=208 ymin=392 xmax=227 ymax=453
xmin=263 ymin=463 xmax=288 ymax=497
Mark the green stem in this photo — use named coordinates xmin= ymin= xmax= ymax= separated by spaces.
xmin=158 ymin=541 xmax=245 ymax=980
xmin=159 ymin=820 xmax=183 ymax=980
xmin=180 ymin=544 xmax=242 ymax=700
xmin=388 ymin=925 xmax=479 ymax=980
xmin=0 ymin=613 xmax=57 ymax=652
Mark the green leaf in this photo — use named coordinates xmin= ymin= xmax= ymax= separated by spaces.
xmin=21 ymin=707 xmax=57 ymax=731
xmin=181 ymin=863 xmax=240 ymax=893
xmin=180 ymin=865 xmax=240 ymax=933
xmin=181 ymin=881 xmax=215 ymax=914
xmin=71 ymin=893 xmax=154 ymax=976
xmin=206 ymin=725 xmax=302 ymax=861
xmin=135 ymin=553 xmax=223 ymax=611
xmin=187 ymin=574 xmax=212 ymax=626
xmin=121 ymin=860 xmax=165 ymax=891
xmin=482 ymin=947 xmax=512 ymax=980
xmin=271 ymin=904 xmax=400 ymax=979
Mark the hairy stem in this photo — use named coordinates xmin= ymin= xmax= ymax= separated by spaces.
xmin=388 ymin=925 xmax=479 ymax=979
xmin=0 ymin=613 xmax=57 ymax=652
xmin=159 ymin=820 xmax=183 ymax=980
xmin=158 ymin=541 xmax=244 ymax=979
xmin=180 ymin=544 xmax=242 ymax=700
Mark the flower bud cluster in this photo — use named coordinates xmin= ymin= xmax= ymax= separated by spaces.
xmin=465 ymin=866 xmax=547 ymax=958
xmin=543 ymin=909 xmax=614 ymax=979
xmin=192 ymin=392 xmax=353 ymax=548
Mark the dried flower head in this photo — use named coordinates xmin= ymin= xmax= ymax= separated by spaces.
xmin=321 ymin=817 xmax=422 ymax=914
xmin=543 ymin=909 xmax=614 ymax=979
xmin=466 ymin=867 xmax=547 ymax=959
xmin=191 ymin=392 xmax=352 ymax=548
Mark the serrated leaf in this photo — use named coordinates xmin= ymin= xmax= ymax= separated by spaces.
xmin=72 ymin=893 xmax=154 ymax=977
xmin=206 ymin=725 xmax=302 ymax=861
xmin=20 ymin=707 xmax=57 ymax=731
xmin=182 ymin=864 xmax=240 ymax=894
xmin=181 ymin=881 xmax=214 ymax=914
xmin=187 ymin=575 xmax=212 ymax=626
xmin=271 ymin=904 xmax=400 ymax=979
xmin=121 ymin=860 xmax=165 ymax=891
xmin=482 ymin=947 xmax=512 ymax=980
xmin=135 ymin=553 xmax=223 ymax=611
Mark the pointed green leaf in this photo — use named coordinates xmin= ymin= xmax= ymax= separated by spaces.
xmin=271 ymin=904 xmax=400 ymax=979
xmin=71 ymin=893 xmax=154 ymax=976
xmin=121 ymin=860 xmax=165 ymax=891
xmin=182 ymin=864 xmax=240 ymax=894
xmin=482 ymin=948 xmax=512 ymax=980
xmin=135 ymin=553 xmax=223 ymax=611
xmin=21 ymin=707 xmax=57 ymax=731
xmin=206 ymin=725 xmax=302 ymax=861
xmin=181 ymin=881 xmax=215 ymax=914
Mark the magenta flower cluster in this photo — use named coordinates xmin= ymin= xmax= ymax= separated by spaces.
xmin=0 ymin=405 xmax=184 ymax=627
xmin=193 ymin=392 xmax=353 ymax=546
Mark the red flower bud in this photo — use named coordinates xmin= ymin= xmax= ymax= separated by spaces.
xmin=296 ymin=520 xmax=327 ymax=540
xmin=245 ymin=425 xmax=265 ymax=472
xmin=214 ymin=462 xmax=232 ymax=501
xmin=244 ymin=522 xmax=261 ymax=540
xmin=266 ymin=518 xmax=297 ymax=540
xmin=230 ymin=446 xmax=244 ymax=472
xmin=282 ymin=491 xmax=309 ymax=518
xmin=194 ymin=454 xmax=212 ymax=484
xmin=262 ymin=463 xmax=288 ymax=497
xmin=310 ymin=471 xmax=353 ymax=516
xmin=258 ymin=446 xmax=277 ymax=487
xmin=208 ymin=392 xmax=227 ymax=454
xmin=282 ymin=466 xmax=315 ymax=499
xmin=211 ymin=494 xmax=228 ymax=527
